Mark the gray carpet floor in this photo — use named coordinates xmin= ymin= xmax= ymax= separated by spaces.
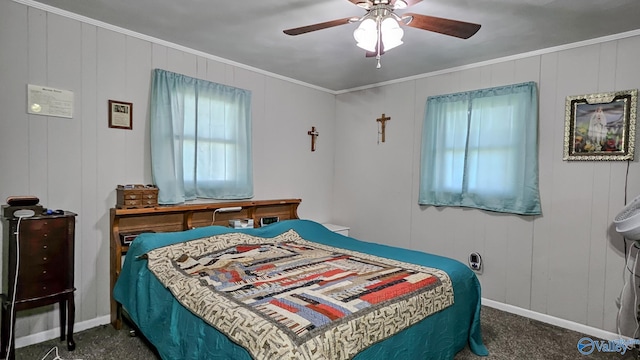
xmin=14 ymin=306 xmax=639 ymax=360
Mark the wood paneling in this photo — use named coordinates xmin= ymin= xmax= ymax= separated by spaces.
xmin=336 ymin=35 xmax=640 ymax=334
xmin=0 ymin=1 xmax=336 ymax=344
xmin=3 ymin=0 xmax=639 ymax=344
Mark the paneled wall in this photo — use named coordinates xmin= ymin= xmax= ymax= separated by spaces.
xmin=0 ymin=1 xmax=336 ymax=341
xmin=334 ymin=35 xmax=640 ymax=333
xmin=2 ymin=0 xmax=640 ymax=345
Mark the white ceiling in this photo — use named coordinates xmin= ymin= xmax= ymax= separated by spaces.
xmin=30 ymin=0 xmax=640 ymax=92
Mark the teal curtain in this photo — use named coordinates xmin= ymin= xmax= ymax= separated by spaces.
xmin=419 ymin=81 xmax=541 ymax=215
xmin=151 ymin=69 xmax=253 ymax=204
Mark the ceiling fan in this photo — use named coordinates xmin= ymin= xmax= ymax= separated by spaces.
xmin=283 ymin=0 xmax=481 ymax=68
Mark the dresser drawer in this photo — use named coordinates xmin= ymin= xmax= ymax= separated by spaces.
xmin=141 ymin=192 xmax=157 ymax=200
xmin=121 ymin=199 xmax=142 ymax=207
xmin=121 ymin=192 xmax=142 ymax=200
xmin=16 ymin=265 xmax=69 ymax=299
xmin=17 ymin=275 xmax=67 ymax=300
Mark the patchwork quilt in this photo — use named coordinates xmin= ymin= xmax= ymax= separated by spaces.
xmin=145 ymin=229 xmax=454 ymax=359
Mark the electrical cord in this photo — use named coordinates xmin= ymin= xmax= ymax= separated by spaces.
xmin=211 ymin=209 xmax=219 ymax=226
xmin=211 ymin=207 xmax=242 ymax=226
xmin=617 ymin=245 xmax=633 ymax=336
xmin=39 ymin=345 xmax=82 ymax=360
xmin=627 ymin=159 xmax=640 ymax=346
xmin=624 ymin=160 xmax=631 ymax=261
xmin=4 ymin=216 xmax=23 ymax=360
xmin=634 ymin=245 xmax=640 ymax=339
xmin=40 ymin=346 xmax=62 ymax=360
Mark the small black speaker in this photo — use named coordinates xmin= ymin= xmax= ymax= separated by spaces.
xmin=6 ymin=196 xmax=40 ymax=207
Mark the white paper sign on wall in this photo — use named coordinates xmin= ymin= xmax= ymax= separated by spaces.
xmin=27 ymin=84 xmax=74 ymax=118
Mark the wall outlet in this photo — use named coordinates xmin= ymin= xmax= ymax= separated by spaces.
xmin=469 ymin=252 xmax=482 ymax=272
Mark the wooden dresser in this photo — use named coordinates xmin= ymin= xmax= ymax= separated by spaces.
xmin=1 ymin=211 xmax=77 ymax=359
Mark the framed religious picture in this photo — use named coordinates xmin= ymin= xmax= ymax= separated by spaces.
xmin=108 ymin=100 xmax=133 ymax=130
xmin=563 ymin=89 xmax=637 ymax=161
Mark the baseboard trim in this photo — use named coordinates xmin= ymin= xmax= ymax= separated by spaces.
xmin=481 ymin=298 xmax=627 ymax=341
xmin=12 ymin=302 xmax=628 ymax=348
xmin=14 ymin=315 xmax=111 ymax=349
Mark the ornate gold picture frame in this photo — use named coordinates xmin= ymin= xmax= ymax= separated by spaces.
xmin=564 ymin=89 xmax=637 ymax=161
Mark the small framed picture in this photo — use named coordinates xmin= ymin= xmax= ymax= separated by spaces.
xmin=108 ymin=100 xmax=133 ymax=130
xmin=563 ymin=89 xmax=637 ymax=161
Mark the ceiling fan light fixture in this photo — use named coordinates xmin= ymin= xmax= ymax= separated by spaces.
xmin=356 ymin=42 xmax=377 ymax=52
xmin=382 ymin=37 xmax=403 ymax=51
xmin=380 ymin=17 xmax=404 ymax=51
xmin=353 ymin=18 xmax=377 ymax=52
xmin=356 ymin=40 xmax=377 ymax=52
xmin=393 ymin=0 xmax=408 ymax=9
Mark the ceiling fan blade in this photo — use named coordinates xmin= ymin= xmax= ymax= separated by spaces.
xmin=402 ymin=13 xmax=481 ymax=39
xmin=347 ymin=0 xmax=368 ymax=6
xmin=283 ymin=17 xmax=354 ymax=36
xmin=365 ymin=50 xmax=386 ymax=57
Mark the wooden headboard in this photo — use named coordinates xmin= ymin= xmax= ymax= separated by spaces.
xmin=109 ymin=198 xmax=301 ymax=328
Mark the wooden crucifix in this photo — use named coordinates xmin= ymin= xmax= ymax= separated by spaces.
xmin=377 ymin=113 xmax=391 ymax=143
xmin=307 ymin=126 xmax=319 ymax=151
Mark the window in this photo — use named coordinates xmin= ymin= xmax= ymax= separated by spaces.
xmin=150 ymin=69 xmax=253 ymax=204
xmin=419 ymin=82 xmax=541 ymax=215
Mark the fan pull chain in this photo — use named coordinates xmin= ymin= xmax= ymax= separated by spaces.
xmin=376 ymin=16 xmax=382 ymax=69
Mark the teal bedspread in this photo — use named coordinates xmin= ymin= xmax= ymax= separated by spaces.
xmin=113 ymin=219 xmax=488 ymax=359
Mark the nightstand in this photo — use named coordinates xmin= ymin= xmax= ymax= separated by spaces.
xmin=322 ymin=223 xmax=350 ymax=236
xmin=1 ymin=211 xmax=77 ymax=360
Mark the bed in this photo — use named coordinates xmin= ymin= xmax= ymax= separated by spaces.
xmin=112 ymin=217 xmax=488 ymax=359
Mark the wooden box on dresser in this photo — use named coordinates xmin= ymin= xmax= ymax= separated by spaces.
xmin=109 ymin=198 xmax=301 ymax=329
xmin=1 ymin=210 xmax=77 ymax=360
xmin=116 ymin=185 xmax=159 ymax=209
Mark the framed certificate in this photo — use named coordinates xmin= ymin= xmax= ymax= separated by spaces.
xmin=108 ymin=100 xmax=133 ymax=130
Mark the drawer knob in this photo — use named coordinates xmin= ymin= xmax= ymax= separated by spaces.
xmin=42 ymin=270 xmax=47 ymax=274
xmin=43 ymin=257 xmax=47 ymax=261
xmin=43 ymin=245 xmax=48 ymax=249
